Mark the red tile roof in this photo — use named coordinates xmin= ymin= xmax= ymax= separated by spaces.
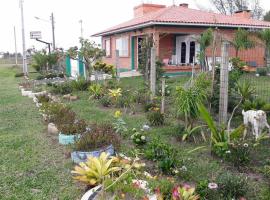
xmin=93 ymin=5 xmax=270 ymax=36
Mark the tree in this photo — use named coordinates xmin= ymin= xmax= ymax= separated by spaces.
xmin=231 ymin=28 xmax=255 ymax=57
xmin=264 ymin=10 xmax=270 ymax=21
xmin=198 ymin=28 xmax=213 ymax=71
xmin=67 ymin=38 xmax=105 ymax=77
xmin=259 ymin=29 xmax=270 ymax=67
xmin=210 ymin=0 xmax=263 ymax=19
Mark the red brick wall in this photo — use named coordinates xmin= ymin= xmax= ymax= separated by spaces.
xmin=159 ymin=34 xmax=174 ymax=61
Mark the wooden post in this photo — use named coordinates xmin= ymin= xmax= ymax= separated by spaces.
xmin=115 ymin=50 xmax=120 ymax=81
xmin=150 ymin=47 xmax=156 ymax=100
xmin=161 ymin=78 xmax=165 ymax=114
xmin=219 ymin=41 xmax=229 ymax=125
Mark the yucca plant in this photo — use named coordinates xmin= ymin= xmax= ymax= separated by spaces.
xmin=182 ymin=125 xmax=206 ymax=143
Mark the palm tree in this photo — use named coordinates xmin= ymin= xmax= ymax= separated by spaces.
xmin=198 ymin=28 xmax=213 ymax=71
xmin=259 ymin=29 xmax=270 ymax=67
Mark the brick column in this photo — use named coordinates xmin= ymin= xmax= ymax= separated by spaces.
xmin=153 ymin=31 xmax=160 ymax=57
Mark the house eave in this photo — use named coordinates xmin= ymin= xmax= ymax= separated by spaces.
xmin=92 ymin=21 xmax=270 ymax=37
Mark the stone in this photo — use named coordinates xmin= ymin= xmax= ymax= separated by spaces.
xmin=70 ymin=95 xmax=79 ymax=101
xmin=48 ymin=123 xmax=58 ymax=135
xmin=63 ymin=94 xmax=71 ymax=100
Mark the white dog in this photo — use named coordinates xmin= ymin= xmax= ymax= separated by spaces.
xmin=242 ymin=110 xmax=270 ymax=139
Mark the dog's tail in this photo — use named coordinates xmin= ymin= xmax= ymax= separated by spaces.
xmin=242 ymin=110 xmax=245 ymax=115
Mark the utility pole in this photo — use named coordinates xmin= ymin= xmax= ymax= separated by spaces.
xmin=20 ymin=0 xmax=28 ymax=75
xmin=14 ymin=26 xmax=18 ymax=66
xmin=51 ymin=13 xmax=56 ymax=50
xmin=79 ymin=20 xmax=83 ymax=38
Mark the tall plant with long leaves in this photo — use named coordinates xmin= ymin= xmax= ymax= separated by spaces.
xmin=259 ymin=29 xmax=270 ymax=67
xmin=198 ymin=103 xmax=245 ymax=157
xmin=198 ymin=28 xmax=213 ymax=71
xmin=231 ymin=28 xmax=255 ymax=57
xmin=176 ymin=73 xmax=210 ymax=128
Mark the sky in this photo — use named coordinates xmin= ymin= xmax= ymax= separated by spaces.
xmin=1 ymin=0 xmax=270 ymax=53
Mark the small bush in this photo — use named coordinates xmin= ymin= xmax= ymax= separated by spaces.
xmin=130 ymin=128 xmax=146 ymax=145
xmin=58 ymin=119 xmax=87 ymax=135
xmin=15 ymin=72 xmax=24 ymax=77
xmin=145 ymin=137 xmax=176 ymax=161
xmin=88 ymin=83 xmax=103 ymax=99
xmin=144 ymin=102 xmax=158 ymax=112
xmin=75 ymin=123 xmax=120 ymax=151
xmin=195 ymin=180 xmax=218 ymax=200
xmin=216 ymin=172 xmax=248 ymax=199
xmin=256 ymin=67 xmax=268 ymax=76
xmin=230 ymin=57 xmax=246 ymax=70
xmin=36 ymin=74 xmax=45 ymax=80
xmin=148 ymin=178 xmax=174 ymax=199
xmin=51 ymin=82 xmax=73 ymax=95
xmin=100 ymin=95 xmax=112 ymax=107
xmin=158 ymin=156 xmax=176 ymax=175
xmin=71 ymin=77 xmax=90 ymax=91
xmin=146 ymin=110 xmax=164 ymax=126
xmin=225 ymin=141 xmax=251 ymax=168
xmin=36 ymin=94 xmax=50 ymax=104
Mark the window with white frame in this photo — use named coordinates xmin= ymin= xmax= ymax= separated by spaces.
xmin=105 ymin=39 xmax=111 ymax=56
xmin=116 ymin=37 xmax=129 ymax=57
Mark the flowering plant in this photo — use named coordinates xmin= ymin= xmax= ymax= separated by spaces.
xmin=130 ymin=128 xmax=147 ymax=145
xmin=113 ymin=110 xmax=128 ymax=135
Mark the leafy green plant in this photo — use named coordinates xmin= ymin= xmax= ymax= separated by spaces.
xmin=158 ymin=156 xmax=176 ymax=175
xmin=198 ymin=28 xmax=213 ymax=69
xmin=242 ymin=98 xmax=267 ymax=110
xmin=146 ymin=110 xmax=164 ymax=126
xmin=225 ymin=140 xmax=251 ymax=168
xmin=112 ymin=111 xmax=128 ymax=135
xmin=89 ymin=83 xmax=103 ymax=99
xmin=14 ymin=72 xmax=24 ymax=77
xmin=195 ymin=180 xmax=218 ymax=200
xmin=75 ymin=123 xmax=120 ymax=152
xmin=50 ymin=82 xmax=73 ymax=95
xmin=182 ymin=125 xmax=205 ymax=143
xmin=100 ymin=95 xmax=112 ymax=107
xmin=130 ymin=128 xmax=146 ymax=145
xmin=70 ymin=77 xmax=90 ymax=91
xmin=148 ymin=178 xmax=174 ymax=200
xmin=216 ymin=172 xmax=248 ymax=199
xmin=36 ymin=94 xmax=50 ymax=104
xmin=198 ymin=103 xmax=245 ymax=157
xmin=145 ymin=137 xmax=176 ymax=161
xmin=176 ymin=73 xmax=210 ymax=128
xmin=230 ymin=57 xmax=246 ymax=70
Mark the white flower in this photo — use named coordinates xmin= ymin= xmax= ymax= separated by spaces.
xmin=243 ymin=143 xmax=249 ymax=147
xmin=180 ymin=166 xmax=187 ymax=171
xmin=141 ymin=136 xmax=146 ymax=140
xmin=225 ymin=150 xmax=231 ymax=154
xmin=173 ymin=169 xmax=179 ymax=174
xmin=208 ymin=182 xmax=218 ymax=189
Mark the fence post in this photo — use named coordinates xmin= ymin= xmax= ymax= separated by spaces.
xmin=150 ymin=47 xmax=156 ymax=100
xmin=161 ymin=77 xmax=165 ymax=114
xmin=219 ymin=41 xmax=229 ymax=125
xmin=115 ymin=50 xmax=120 ymax=81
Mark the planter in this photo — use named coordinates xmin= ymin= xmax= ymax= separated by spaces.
xmin=71 ymin=145 xmax=115 ymax=164
xmin=48 ymin=123 xmax=58 ymax=135
xmin=59 ymin=133 xmax=81 ymax=145
xmin=81 ymin=185 xmax=102 ymax=200
xmin=21 ymin=89 xmax=32 ymax=97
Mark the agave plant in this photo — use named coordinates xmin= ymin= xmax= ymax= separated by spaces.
xmin=72 ymin=152 xmax=121 ymax=186
xmin=172 ymin=185 xmax=200 ymax=200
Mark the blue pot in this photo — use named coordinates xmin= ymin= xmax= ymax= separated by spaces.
xmin=58 ymin=133 xmax=80 ymax=145
xmin=71 ymin=145 xmax=115 ymax=164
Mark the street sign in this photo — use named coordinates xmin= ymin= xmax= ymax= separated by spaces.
xmin=30 ymin=31 xmax=42 ymax=39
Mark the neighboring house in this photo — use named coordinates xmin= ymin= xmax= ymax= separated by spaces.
xmin=93 ymin=3 xmax=270 ymax=75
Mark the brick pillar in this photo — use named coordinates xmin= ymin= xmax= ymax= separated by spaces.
xmin=153 ymin=32 xmax=160 ymax=57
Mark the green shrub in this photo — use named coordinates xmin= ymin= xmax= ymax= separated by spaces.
xmin=14 ymin=72 xmax=24 ymax=77
xmin=144 ymin=102 xmax=158 ymax=112
xmin=130 ymin=128 xmax=146 ymax=145
xmin=88 ymin=83 xmax=103 ymax=99
xmin=100 ymin=95 xmax=112 ymax=107
xmin=242 ymin=98 xmax=266 ymax=110
xmin=256 ymin=67 xmax=268 ymax=76
xmin=225 ymin=140 xmax=251 ymax=168
xmin=145 ymin=137 xmax=176 ymax=161
xmin=75 ymin=123 xmax=120 ymax=151
xmin=158 ymin=156 xmax=176 ymax=175
xmin=195 ymin=180 xmax=218 ymax=200
xmin=51 ymin=82 xmax=73 ymax=95
xmin=146 ymin=110 xmax=164 ymax=126
xmin=36 ymin=94 xmax=50 ymax=104
xmin=261 ymin=165 xmax=270 ymax=178
xmin=230 ymin=57 xmax=246 ymax=70
xmin=216 ymin=172 xmax=248 ymax=199
xmin=70 ymin=77 xmax=90 ymax=91
xmin=36 ymin=74 xmax=45 ymax=80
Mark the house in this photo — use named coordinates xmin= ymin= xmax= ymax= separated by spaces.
xmin=92 ymin=3 xmax=270 ymax=75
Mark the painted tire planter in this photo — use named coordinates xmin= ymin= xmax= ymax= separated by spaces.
xmin=59 ymin=133 xmax=80 ymax=145
xmin=71 ymin=145 xmax=115 ymax=164
xmin=81 ymin=185 xmax=102 ymax=200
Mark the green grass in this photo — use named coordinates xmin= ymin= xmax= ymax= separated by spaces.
xmin=0 ymin=65 xmax=81 ymax=199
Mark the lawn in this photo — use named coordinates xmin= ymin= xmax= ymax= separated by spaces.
xmin=0 ymin=65 xmax=81 ymax=200
xmin=2 ymin=65 xmax=270 ymax=199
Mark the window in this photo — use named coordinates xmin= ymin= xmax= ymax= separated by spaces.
xmin=181 ymin=42 xmax=186 ymax=63
xmin=105 ymin=39 xmax=111 ymax=57
xmin=116 ymin=37 xmax=129 ymax=57
xmin=189 ymin=41 xmax=196 ymax=63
